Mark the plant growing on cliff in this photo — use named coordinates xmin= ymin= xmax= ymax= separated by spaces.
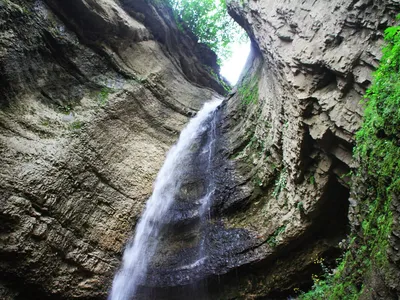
xmin=58 ymin=104 xmax=72 ymax=114
xmin=300 ymin=18 xmax=400 ymax=300
xmin=208 ymin=67 xmax=232 ymax=93
xmin=272 ymin=169 xmax=287 ymax=198
xmin=70 ymin=120 xmax=83 ymax=130
xmin=266 ymin=225 xmax=286 ymax=247
xmin=97 ymin=87 xmax=112 ymax=107
xmin=238 ymin=74 xmax=259 ymax=105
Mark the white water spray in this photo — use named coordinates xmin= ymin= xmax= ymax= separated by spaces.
xmin=109 ymin=99 xmax=222 ymax=300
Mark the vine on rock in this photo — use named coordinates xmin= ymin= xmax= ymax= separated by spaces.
xmin=300 ymin=18 xmax=400 ymax=300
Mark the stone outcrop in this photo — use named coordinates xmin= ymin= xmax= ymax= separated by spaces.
xmin=2 ymin=0 xmax=400 ymax=299
xmin=0 ymin=0 xmax=223 ymax=298
xmin=107 ymin=1 xmax=400 ymax=297
xmin=202 ymin=0 xmax=400 ymax=297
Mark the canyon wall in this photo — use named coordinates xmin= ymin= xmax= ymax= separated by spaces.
xmin=1 ymin=0 xmax=400 ymax=299
xmin=0 ymin=0 xmax=223 ymax=298
xmin=211 ymin=0 xmax=400 ymax=297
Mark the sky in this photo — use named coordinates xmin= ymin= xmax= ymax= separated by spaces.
xmin=220 ymin=40 xmax=251 ymax=85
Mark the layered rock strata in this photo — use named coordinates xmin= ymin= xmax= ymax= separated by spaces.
xmin=0 ymin=0 xmax=223 ymax=298
xmin=201 ymin=0 xmax=400 ymax=297
xmin=2 ymin=0 xmax=400 ymax=299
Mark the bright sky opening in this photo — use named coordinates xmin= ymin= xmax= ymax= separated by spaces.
xmin=220 ymin=40 xmax=251 ymax=85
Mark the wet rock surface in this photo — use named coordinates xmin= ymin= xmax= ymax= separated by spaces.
xmin=2 ymin=0 xmax=400 ymax=299
xmin=0 ymin=0 xmax=222 ymax=298
xmin=199 ymin=0 xmax=400 ymax=298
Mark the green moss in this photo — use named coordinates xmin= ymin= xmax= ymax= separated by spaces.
xmin=238 ymin=74 xmax=259 ymax=105
xmin=58 ymin=104 xmax=73 ymax=115
xmin=309 ymin=175 xmax=315 ymax=185
xmin=97 ymin=87 xmax=113 ymax=107
xmin=208 ymin=68 xmax=231 ymax=94
xmin=272 ymin=168 xmax=287 ymax=198
xmin=41 ymin=119 xmax=50 ymax=127
xmin=297 ymin=201 xmax=304 ymax=212
xmin=230 ymin=126 xmax=270 ymax=163
xmin=266 ymin=225 xmax=286 ymax=247
xmin=300 ymin=19 xmax=400 ymax=300
xmin=70 ymin=120 xmax=83 ymax=130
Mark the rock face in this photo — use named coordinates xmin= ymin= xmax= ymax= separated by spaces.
xmin=1 ymin=0 xmax=400 ymax=299
xmin=201 ymin=0 xmax=400 ymax=297
xmin=99 ymin=0 xmax=400 ymax=296
xmin=0 ymin=0 xmax=223 ymax=298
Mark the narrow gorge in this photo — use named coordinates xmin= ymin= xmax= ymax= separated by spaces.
xmin=1 ymin=0 xmax=399 ymax=299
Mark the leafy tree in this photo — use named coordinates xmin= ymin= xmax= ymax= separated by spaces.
xmin=167 ymin=0 xmax=247 ymax=63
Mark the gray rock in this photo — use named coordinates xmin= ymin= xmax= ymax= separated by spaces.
xmin=0 ymin=0 xmax=223 ymax=298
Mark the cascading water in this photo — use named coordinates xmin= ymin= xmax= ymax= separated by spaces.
xmin=109 ymin=99 xmax=222 ymax=300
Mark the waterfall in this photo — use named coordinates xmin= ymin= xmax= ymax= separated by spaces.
xmin=109 ymin=99 xmax=222 ymax=300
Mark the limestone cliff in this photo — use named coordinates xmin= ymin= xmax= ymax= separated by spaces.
xmin=0 ymin=0 xmax=223 ymax=298
xmin=211 ymin=0 xmax=400 ymax=297
xmin=1 ymin=0 xmax=400 ymax=299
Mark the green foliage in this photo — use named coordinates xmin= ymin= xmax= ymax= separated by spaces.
xmin=97 ymin=87 xmax=112 ymax=107
xmin=70 ymin=120 xmax=83 ymax=130
xmin=58 ymin=104 xmax=73 ymax=114
xmin=230 ymin=128 xmax=271 ymax=166
xmin=252 ymin=174 xmax=263 ymax=187
xmin=166 ymin=0 xmax=247 ymax=61
xmin=272 ymin=169 xmax=287 ymax=198
xmin=41 ymin=119 xmax=50 ymax=127
xmin=266 ymin=225 xmax=286 ymax=247
xmin=296 ymin=201 xmax=304 ymax=212
xmin=208 ymin=68 xmax=231 ymax=93
xmin=238 ymin=74 xmax=259 ymax=105
xmin=300 ymin=19 xmax=400 ymax=300
xmin=309 ymin=175 xmax=315 ymax=185
xmin=354 ymin=17 xmax=400 ymax=275
xmin=299 ymin=247 xmax=365 ymax=300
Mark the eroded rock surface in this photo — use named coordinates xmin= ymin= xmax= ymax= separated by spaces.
xmin=202 ymin=0 xmax=400 ymax=297
xmin=0 ymin=0 xmax=223 ymax=298
xmin=2 ymin=0 xmax=400 ymax=299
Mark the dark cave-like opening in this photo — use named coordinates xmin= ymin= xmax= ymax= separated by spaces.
xmin=203 ymin=174 xmax=351 ymax=299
